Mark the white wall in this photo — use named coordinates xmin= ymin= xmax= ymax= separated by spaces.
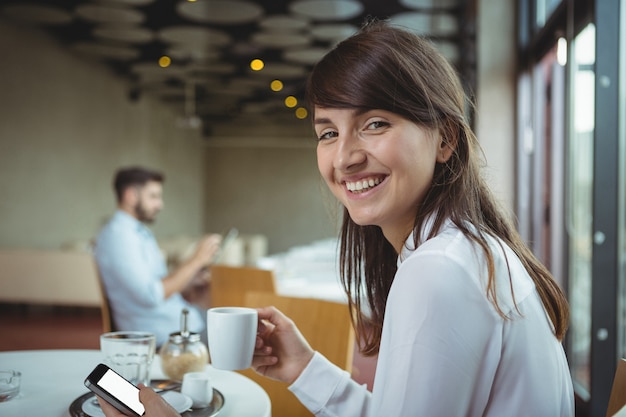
xmin=203 ymin=141 xmax=339 ymax=253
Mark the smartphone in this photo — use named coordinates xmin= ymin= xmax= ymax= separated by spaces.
xmin=213 ymin=227 xmax=239 ymax=263
xmin=84 ymin=363 xmax=145 ymax=417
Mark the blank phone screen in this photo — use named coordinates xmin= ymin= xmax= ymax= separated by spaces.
xmin=99 ymin=369 xmax=145 ymax=415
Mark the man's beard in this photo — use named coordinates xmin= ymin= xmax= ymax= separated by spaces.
xmin=134 ymin=202 xmax=158 ymax=224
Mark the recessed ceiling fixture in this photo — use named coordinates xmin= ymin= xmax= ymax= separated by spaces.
xmin=92 ymin=26 xmax=154 ymax=44
xmin=158 ymin=26 xmax=232 ymax=48
xmin=75 ymin=3 xmax=145 ymax=24
xmin=289 ymin=0 xmax=363 ymax=20
xmin=400 ymin=0 xmax=459 ymax=10
xmin=176 ymin=0 xmax=264 ymax=24
xmin=259 ymin=15 xmax=310 ymax=32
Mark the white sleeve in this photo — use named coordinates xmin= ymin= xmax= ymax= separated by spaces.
xmin=289 ymin=352 xmax=372 ymax=417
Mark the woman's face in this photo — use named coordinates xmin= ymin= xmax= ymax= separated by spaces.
xmin=315 ymin=107 xmax=449 ymax=249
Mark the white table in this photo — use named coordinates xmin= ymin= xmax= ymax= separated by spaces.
xmin=0 ymin=349 xmax=271 ymax=417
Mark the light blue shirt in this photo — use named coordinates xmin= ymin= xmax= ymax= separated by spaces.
xmin=94 ymin=210 xmax=204 ymax=346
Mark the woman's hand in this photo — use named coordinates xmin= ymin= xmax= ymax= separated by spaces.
xmin=96 ymin=396 xmax=127 ymax=417
xmin=252 ymin=306 xmax=315 ymax=384
xmin=97 ymin=385 xmax=180 ymax=417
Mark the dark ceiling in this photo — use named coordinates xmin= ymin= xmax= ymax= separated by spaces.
xmin=0 ymin=0 xmax=475 ymax=137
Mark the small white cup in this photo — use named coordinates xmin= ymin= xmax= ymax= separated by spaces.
xmin=181 ymin=371 xmax=213 ymax=408
xmin=207 ymin=307 xmax=258 ymax=370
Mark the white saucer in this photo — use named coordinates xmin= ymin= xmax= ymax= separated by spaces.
xmin=161 ymin=391 xmax=193 ymax=413
xmin=82 ymin=391 xmax=192 ymax=416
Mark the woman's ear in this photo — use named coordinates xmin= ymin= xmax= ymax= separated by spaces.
xmin=436 ymin=137 xmax=456 ymax=163
xmin=436 ymin=123 xmax=458 ymax=163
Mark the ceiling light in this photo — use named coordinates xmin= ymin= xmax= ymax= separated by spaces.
xmin=400 ymin=0 xmax=458 ymax=9
xmin=310 ymin=23 xmax=357 ymax=42
xmin=295 ymin=108 xmax=308 ymax=119
xmin=289 ymin=0 xmax=363 ymax=21
xmin=93 ymin=26 xmax=154 ymax=44
xmin=176 ymin=0 xmax=263 ymax=25
xmin=283 ymin=47 xmax=329 ymax=65
xmin=270 ymin=80 xmax=284 ymax=92
xmin=250 ymin=59 xmax=265 ymax=71
xmin=75 ymin=3 xmax=144 ymax=24
xmin=252 ymin=31 xmax=311 ymax=48
xmin=158 ymin=56 xmax=171 ymax=68
xmin=284 ymin=96 xmax=298 ymax=108
xmin=165 ymin=45 xmax=220 ymax=61
xmin=158 ymin=26 xmax=231 ymax=47
xmin=389 ymin=12 xmax=458 ymax=36
xmin=259 ymin=15 xmax=310 ymax=32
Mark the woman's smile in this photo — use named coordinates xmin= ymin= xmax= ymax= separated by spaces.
xmin=343 ymin=176 xmax=386 ymax=193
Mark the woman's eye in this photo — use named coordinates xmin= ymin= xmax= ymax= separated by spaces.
xmin=317 ymin=131 xmax=338 ymax=141
xmin=366 ymin=120 xmax=390 ymax=130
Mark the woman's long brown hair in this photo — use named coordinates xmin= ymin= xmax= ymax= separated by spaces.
xmin=306 ymin=20 xmax=569 ymax=356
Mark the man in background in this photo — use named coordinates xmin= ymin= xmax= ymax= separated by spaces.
xmin=94 ymin=166 xmax=221 ymax=346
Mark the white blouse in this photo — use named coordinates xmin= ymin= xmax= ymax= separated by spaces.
xmin=289 ymin=219 xmax=574 ymax=417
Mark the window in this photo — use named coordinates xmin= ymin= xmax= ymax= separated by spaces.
xmin=567 ymin=22 xmax=595 ymax=397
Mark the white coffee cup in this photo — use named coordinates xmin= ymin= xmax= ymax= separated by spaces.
xmin=207 ymin=307 xmax=258 ymax=370
xmin=181 ymin=371 xmax=213 ymax=408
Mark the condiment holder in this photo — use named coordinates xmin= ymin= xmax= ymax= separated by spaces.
xmin=160 ymin=309 xmax=209 ymax=381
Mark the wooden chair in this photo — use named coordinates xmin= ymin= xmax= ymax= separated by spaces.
xmin=94 ymin=264 xmax=116 ymax=333
xmin=607 ymin=358 xmax=626 ymax=416
xmin=239 ymin=291 xmax=355 ymax=417
xmin=209 ymin=265 xmax=277 ymax=307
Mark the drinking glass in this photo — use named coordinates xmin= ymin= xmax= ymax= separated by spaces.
xmin=100 ymin=331 xmax=156 ymax=385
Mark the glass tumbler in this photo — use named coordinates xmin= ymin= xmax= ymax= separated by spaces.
xmin=100 ymin=331 xmax=156 ymax=385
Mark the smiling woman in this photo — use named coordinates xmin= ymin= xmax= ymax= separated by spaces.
xmin=247 ymin=20 xmax=574 ymax=417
